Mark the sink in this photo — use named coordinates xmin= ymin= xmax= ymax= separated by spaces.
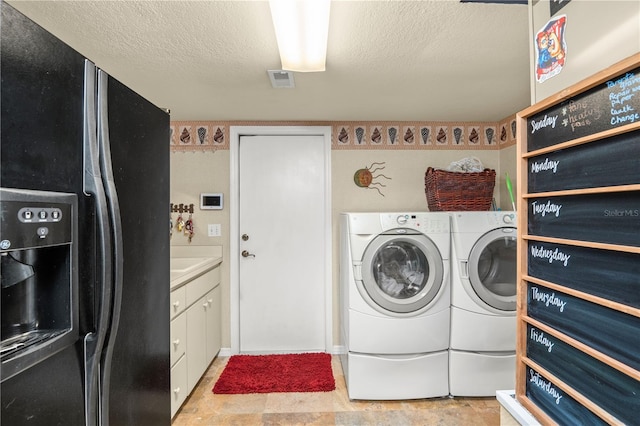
xmin=170 ymin=257 xmax=209 ymax=274
xmin=170 ymin=256 xmax=220 ymax=290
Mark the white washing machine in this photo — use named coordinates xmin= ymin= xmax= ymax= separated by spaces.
xmin=339 ymin=212 xmax=450 ymax=400
xmin=449 ymin=211 xmax=517 ymax=396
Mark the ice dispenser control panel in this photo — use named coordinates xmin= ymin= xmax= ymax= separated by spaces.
xmin=0 ymin=189 xmax=75 ymax=251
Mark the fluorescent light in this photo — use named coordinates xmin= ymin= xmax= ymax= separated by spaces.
xmin=269 ymin=0 xmax=331 ymax=72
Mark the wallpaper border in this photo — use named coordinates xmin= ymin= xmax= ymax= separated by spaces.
xmin=170 ymin=116 xmax=517 ymax=151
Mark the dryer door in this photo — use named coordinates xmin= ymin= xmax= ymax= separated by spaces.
xmin=360 ymin=233 xmax=444 ymax=314
xmin=468 ymin=227 xmax=517 ymax=311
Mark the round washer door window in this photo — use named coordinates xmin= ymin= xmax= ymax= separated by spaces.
xmin=468 ymin=228 xmax=517 ymax=311
xmin=361 ymin=234 xmax=444 ymax=314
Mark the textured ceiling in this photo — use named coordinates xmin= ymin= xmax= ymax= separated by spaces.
xmin=6 ymin=0 xmax=532 ymax=122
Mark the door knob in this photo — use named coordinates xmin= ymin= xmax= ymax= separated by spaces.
xmin=241 ymin=250 xmax=255 ymax=258
xmin=242 ymin=234 xmax=249 ymax=241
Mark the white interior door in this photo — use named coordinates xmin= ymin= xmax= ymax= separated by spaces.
xmin=238 ymin=134 xmax=327 ymax=353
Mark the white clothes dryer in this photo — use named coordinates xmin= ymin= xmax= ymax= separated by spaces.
xmin=339 ymin=212 xmax=450 ymax=400
xmin=448 ymin=211 xmax=517 ymax=396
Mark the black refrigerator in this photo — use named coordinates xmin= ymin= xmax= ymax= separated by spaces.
xmin=1 ymin=2 xmax=170 ymax=425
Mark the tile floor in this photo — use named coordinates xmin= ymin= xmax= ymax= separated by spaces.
xmin=172 ymin=355 xmax=501 ymax=425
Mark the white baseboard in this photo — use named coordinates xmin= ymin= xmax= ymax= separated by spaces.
xmin=217 ymin=346 xmax=345 ymax=357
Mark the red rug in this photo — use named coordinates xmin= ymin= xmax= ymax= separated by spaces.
xmin=212 ymin=353 xmax=335 ymax=394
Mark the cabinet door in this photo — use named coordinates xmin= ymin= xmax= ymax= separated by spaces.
xmin=205 ymin=286 xmax=222 ymax=362
xmin=170 ymin=313 xmax=186 ymax=367
xmin=170 ymin=356 xmax=187 ymax=418
xmin=186 ymin=295 xmax=207 ymax=391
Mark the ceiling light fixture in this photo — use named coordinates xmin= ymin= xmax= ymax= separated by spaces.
xmin=268 ymin=0 xmax=331 ymax=72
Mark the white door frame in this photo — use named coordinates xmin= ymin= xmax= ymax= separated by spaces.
xmin=229 ymin=126 xmax=332 ymax=354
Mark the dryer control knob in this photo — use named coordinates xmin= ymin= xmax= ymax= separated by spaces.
xmin=503 ymin=214 xmax=514 ymax=224
xmin=397 ymin=215 xmax=408 ymax=225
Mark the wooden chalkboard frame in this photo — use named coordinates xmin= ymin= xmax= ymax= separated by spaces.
xmin=516 ymin=52 xmax=640 ymax=425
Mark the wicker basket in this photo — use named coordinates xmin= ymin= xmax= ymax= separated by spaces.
xmin=424 ymin=167 xmax=496 ymax=211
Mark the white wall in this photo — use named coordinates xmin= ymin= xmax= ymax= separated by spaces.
xmin=530 ymin=0 xmax=640 ymax=103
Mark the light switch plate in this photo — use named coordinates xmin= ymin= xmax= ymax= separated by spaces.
xmin=208 ymin=224 xmax=221 ymax=237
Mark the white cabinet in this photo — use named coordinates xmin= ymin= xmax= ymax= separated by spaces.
xmin=206 ymin=286 xmax=222 ymax=362
xmin=170 ymin=356 xmax=187 ymax=417
xmin=170 ymin=263 xmax=221 ymax=418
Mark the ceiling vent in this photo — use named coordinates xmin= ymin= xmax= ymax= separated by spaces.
xmin=268 ymin=70 xmax=295 ymax=89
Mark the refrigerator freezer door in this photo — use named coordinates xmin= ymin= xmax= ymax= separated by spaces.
xmin=104 ymin=73 xmax=171 ymax=425
xmin=1 ymin=3 xmax=89 ymax=424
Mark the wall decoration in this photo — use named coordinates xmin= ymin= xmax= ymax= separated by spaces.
xmin=402 ymin=126 xmax=416 ymax=145
xmin=337 ymin=126 xmax=350 ymax=145
xmin=387 ymin=126 xmax=399 ymax=145
xmin=468 ymin=126 xmax=481 ymax=146
xmin=452 ymin=126 xmax=464 ymax=146
xmin=212 ymin=126 xmax=225 ymax=145
xmin=353 ymin=162 xmax=391 ymax=197
xmin=535 ymin=15 xmax=567 ymax=83
xmin=179 ymin=126 xmax=192 ymax=144
xmin=435 ymin=126 xmax=448 ymax=145
xmin=169 ymin=118 xmax=517 ymax=152
xmin=171 ymin=122 xmax=227 ymax=151
xmin=420 ymin=127 xmax=432 ymax=145
xmin=499 ymin=124 xmax=508 ymax=144
xmin=370 ymin=126 xmax=383 ymax=146
xmin=355 ymin=126 xmax=366 ymax=145
xmin=485 ymin=126 xmax=496 ymax=145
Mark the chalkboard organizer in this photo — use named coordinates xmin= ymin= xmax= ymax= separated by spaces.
xmin=516 ymin=52 xmax=640 ymax=425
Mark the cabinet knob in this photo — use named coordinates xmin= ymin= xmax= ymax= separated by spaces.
xmin=173 ymin=301 xmax=180 ymax=308
xmin=173 ymin=339 xmax=180 ymax=346
xmin=173 ymin=387 xmax=181 ymax=395
xmin=208 ymin=298 xmax=213 ymax=304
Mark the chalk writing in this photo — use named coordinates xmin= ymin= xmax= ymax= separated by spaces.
xmin=529 ymin=370 xmax=563 ymax=404
xmin=531 ymin=286 xmax=567 ymax=312
xmin=530 ymin=114 xmax=558 ymax=134
xmin=531 ymin=200 xmax=562 ymax=217
xmin=606 ymin=72 xmax=640 ymax=91
xmin=530 ymin=245 xmax=571 ymax=266
xmin=530 ymin=327 xmax=555 ymax=353
xmin=530 ymin=158 xmax=560 ymax=174
xmin=561 ymin=100 xmax=602 ymax=132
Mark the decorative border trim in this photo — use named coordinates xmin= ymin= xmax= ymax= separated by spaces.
xmin=170 ymin=117 xmax=517 ymax=151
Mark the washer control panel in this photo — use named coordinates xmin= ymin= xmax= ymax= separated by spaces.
xmin=380 ymin=213 xmax=450 ymax=233
xmin=492 ymin=212 xmax=516 ymax=226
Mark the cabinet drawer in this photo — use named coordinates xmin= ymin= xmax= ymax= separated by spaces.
xmin=186 ymin=266 xmax=220 ymax=306
xmin=170 ymin=286 xmax=186 ymax=320
xmin=170 ymin=313 xmax=186 ymax=367
xmin=170 ymin=355 xmax=188 ymax=418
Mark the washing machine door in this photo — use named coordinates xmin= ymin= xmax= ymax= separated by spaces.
xmin=360 ymin=233 xmax=444 ymax=314
xmin=468 ymin=227 xmax=517 ymax=311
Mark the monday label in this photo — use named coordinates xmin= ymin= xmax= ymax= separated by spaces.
xmin=527 ymin=131 xmax=640 ymax=193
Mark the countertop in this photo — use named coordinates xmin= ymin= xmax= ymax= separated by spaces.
xmin=170 ymin=245 xmax=223 ymax=290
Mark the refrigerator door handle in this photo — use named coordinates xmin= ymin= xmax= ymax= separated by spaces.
xmin=82 ymin=59 xmax=114 ymax=426
xmin=96 ymin=69 xmax=124 ymax=426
